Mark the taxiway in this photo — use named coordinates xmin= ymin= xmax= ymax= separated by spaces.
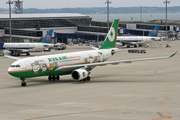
xmin=0 ymin=41 xmax=179 ymax=120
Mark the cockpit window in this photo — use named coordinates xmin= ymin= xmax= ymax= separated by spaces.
xmin=10 ymin=65 xmax=20 ymax=67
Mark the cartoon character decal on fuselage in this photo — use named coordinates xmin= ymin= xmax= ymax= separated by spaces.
xmin=84 ymin=52 xmax=104 ymax=63
xmin=42 ymin=63 xmax=47 ymax=72
xmin=98 ymin=52 xmax=103 ymax=62
xmin=89 ymin=56 xmax=94 ymax=63
xmin=94 ymin=57 xmax=98 ymax=63
xmin=31 ymin=62 xmax=41 ymax=74
xmin=31 ymin=61 xmax=56 ymax=74
xmin=49 ymin=63 xmax=55 ymax=72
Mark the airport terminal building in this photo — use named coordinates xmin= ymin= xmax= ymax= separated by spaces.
xmin=0 ymin=13 xmax=179 ymax=43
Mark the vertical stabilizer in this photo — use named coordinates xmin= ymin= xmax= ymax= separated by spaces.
xmin=99 ymin=19 xmax=119 ymax=49
xmin=148 ymin=25 xmax=160 ymax=37
xmin=40 ymin=29 xmax=53 ymax=43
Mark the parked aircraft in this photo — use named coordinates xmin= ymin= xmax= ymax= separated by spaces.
xmin=116 ymin=25 xmax=161 ymax=47
xmin=2 ymin=29 xmax=54 ymax=56
xmin=4 ymin=19 xmax=177 ymax=86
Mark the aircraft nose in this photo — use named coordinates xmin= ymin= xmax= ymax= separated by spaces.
xmin=8 ymin=67 xmax=15 ymax=76
xmin=8 ymin=67 xmax=12 ymax=73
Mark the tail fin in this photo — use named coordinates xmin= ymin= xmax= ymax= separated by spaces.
xmin=148 ymin=25 xmax=160 ymax=37
xmin=99 ymin=19 xmax=119 ymax=49
xmin=40 ymin=29 xmax=53 ymax=43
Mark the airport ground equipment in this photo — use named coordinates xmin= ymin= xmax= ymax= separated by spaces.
xmin=166 ymin=44 xmax=171 ymax=48
xmin=128 ymin=49 xmax=146 ymax=53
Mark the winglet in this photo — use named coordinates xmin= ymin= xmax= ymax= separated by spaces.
xmin=4 ymin=51 xmax=8 ymax=57
xmin=169 ymin=51 xmax=178 ymax=58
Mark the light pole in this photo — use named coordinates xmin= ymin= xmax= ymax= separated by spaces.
xmin=164 ymin=0 xmax=170 ymax=37
xmin=140 ymin=6 xmax=142 ymax=22
xmin=6 ymin=0 xmax=13 ymax=43
xmin=105 ymin=0 xmax=112 ymax=31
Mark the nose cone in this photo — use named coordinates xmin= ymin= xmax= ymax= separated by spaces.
xmin=8 ymin=67 xmax=15 ymax=76
xmin=8 ymin=66 xmax=20 ymax=78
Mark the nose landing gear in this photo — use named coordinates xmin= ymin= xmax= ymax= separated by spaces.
xmin=20 ymin=78 xmax=27 ymax=86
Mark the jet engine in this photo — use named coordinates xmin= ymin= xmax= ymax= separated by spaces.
xmin=116 ymin=42 xmax=122 ymax=47
xmin=3 ymin=50 xmax=11 ymax=55
xmin=71 ymin=69 xmax=89 ymax=81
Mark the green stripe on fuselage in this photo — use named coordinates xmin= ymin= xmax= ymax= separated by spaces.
xmin=8 ymin=67 xmax=72 ymax=78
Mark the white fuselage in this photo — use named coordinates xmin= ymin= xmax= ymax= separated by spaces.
xmin=117 ymin=36 xmax=161 ymax=46
xmin=3 ymin=43 xmax=54 ymax=53
xmin=8 ymin=49 xmax=113 ymax=78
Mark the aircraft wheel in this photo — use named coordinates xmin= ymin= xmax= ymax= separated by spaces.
xmin=127 ymin=46 xmax=130 ymax=48
xmin=21 ymin=82 xmax=27 ymax=86
xmin=17 ymin=53 xmax=20 ymax=56
xmin=56 ymin=76 xmax=60 ymax=80
xmin=10 ymin=53 xmax=13 ymax=56
xmin=20 ymin=78 xmax=26 ymax=86
xmin=10 ymin=51 xmax=14 ymax=55
xmin=26 ymin=52 xmax=30 ymax=56
xmin=53 ymin=76 xmax=56 ymax=81
xmin=87 ymin=76 xmax=90 ymax=81
xmin=83 ymin=79 xmax=87 ymax=81
xmin=48 ymin=76 xmax=52 ymax=81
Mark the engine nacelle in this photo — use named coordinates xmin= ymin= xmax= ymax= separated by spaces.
xmin=3 ymin=50 xmax=11 ymax=55
xmin=116 ymin=42 xmax=122 ymax=47
xmin=71 ymin=69 xmax=89 ymax=81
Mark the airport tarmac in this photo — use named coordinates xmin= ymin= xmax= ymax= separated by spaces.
xmin=0 ymin=41 xmax=180 ymax=120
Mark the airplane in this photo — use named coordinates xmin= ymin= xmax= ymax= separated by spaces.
xmin=1 ymin=29 xmax=54 ymax=56
xmin=4 ymin=19 xmax=177 ymax=87
xmin=116 ymin=25 xmax=162 ymax=48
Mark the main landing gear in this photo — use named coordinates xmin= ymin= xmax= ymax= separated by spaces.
xmin=13 ymin=52 xmax=20 ymax=56
xmin=20 ymin=78 xmax=27 ymax=86
xmin=26 ymin=52 xmax=30 ymax=56
xmin=80 ymin=76 xmax=91 ymax=82
xmin=48 ymin=76 xmax=60 ymax=81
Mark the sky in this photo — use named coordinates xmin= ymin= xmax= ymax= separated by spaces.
xmin=1 ymin=0 xmax=180 ymax=9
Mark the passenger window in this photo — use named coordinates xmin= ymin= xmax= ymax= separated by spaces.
xmin=10 ymin=65 xmax=20 ymax=67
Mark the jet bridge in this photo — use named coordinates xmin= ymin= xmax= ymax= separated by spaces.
xmin=0 ymin=42 xmax=3 ymax=50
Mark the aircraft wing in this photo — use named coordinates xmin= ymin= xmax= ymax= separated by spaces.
xmin=55 ymin=51 xmax=177 ymax=72
xmin=4 ymin=51 xmax=21 ymax=60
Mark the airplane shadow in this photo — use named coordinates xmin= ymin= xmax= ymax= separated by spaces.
xmin=5 ymin=74 xmax=171 ymax=88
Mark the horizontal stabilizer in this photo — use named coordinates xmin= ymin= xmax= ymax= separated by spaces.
xmin=91 ymin=47 xmax=99 ymax=50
